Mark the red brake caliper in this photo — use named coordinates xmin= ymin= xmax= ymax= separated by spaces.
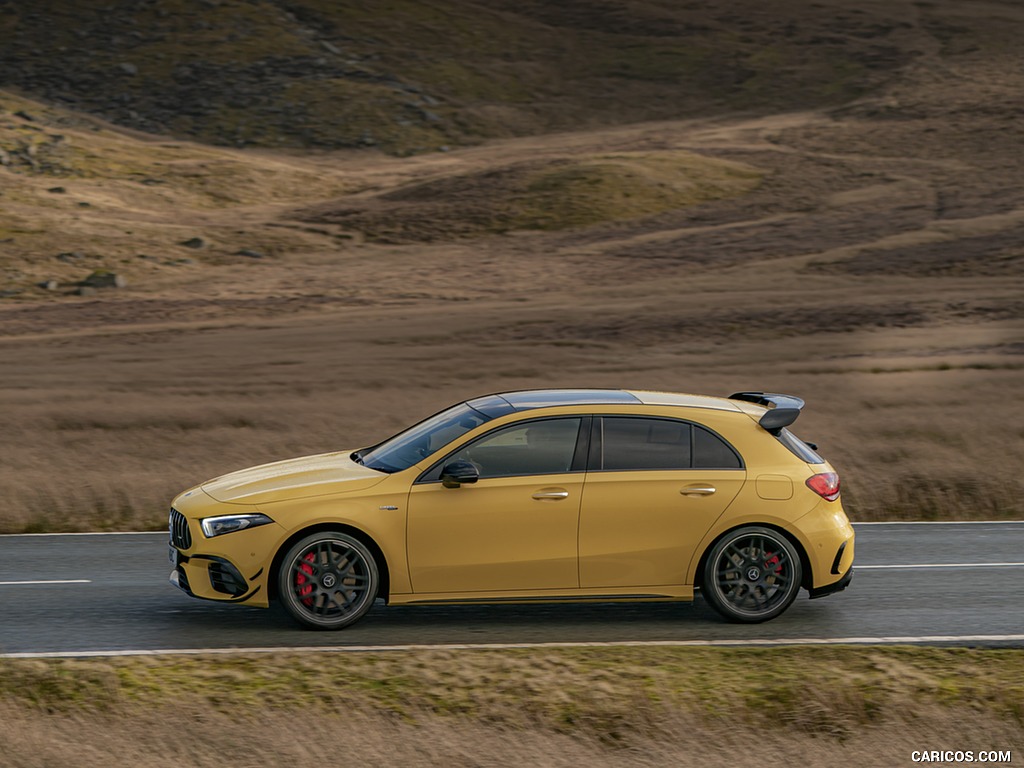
xmin=296 ymin=552 xmax=316 ymax=605
xmin=764 ymin=553 xmax=782 ymax=575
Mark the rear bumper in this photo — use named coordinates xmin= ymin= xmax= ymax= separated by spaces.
xmin=808 ymin=567 xmax=853 ymax=599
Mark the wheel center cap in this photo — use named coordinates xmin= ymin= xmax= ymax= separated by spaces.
xmin=746 ymin=567 xmax=761 ymax=581
xmin=321 ymin=573 xmax=337 ymax=589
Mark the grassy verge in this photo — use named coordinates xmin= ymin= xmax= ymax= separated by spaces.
xmin=2 ymin=647 xmax=1021 ymax=766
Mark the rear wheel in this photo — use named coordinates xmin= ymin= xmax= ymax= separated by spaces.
xmin=702 ymin=526 xmax=802 ymax=623
xmin=278 ymin=531 xmax=379 ymax=630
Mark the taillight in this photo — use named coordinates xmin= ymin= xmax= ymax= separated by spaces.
xmin=806 ymin=472 xmax=840 ymax=502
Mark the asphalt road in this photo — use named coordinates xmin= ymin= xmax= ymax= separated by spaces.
xmin=1 ymin=522 xmax=1022 ymax=657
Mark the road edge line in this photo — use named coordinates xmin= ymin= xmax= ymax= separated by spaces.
xmin=5 ymin=635 xmax=1024 ymax=659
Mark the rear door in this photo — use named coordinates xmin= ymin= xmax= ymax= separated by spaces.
xmin=578 ymin=416 xmax=745 ymax=588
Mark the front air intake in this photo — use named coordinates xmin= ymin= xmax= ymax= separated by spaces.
xmin=209 ymin=560 xmax=248 ymax=597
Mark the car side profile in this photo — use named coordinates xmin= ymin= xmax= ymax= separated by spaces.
xmin=168 ymin=389 xmax=854 ymax=628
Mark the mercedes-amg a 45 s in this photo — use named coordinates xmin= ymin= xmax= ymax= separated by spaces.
xmin=169 ymin=389 xmax=853 ymax=628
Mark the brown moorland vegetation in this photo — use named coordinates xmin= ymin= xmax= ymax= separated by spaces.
xmin=1 ymin=0 xmax=921 ymax=154
xmin=1 ymin=0 xmax=1023 ymax=532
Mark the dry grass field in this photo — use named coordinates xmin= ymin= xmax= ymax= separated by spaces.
xmin=1 ymin=0 xmax=1023 ymax=532
xmin=1 ymin=102 xmax=1021 ymax=531
xmin=2 ymin=647 xmax=1022 ymax=767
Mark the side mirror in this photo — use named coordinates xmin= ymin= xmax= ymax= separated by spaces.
xmin=440 ymin=460 xmax=479 ymax=488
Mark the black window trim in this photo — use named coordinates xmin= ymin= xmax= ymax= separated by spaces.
xmin=414 ymin=415 xmax=591 ymax=485
xmin=587 ymin=415 xmax=745 ymax=473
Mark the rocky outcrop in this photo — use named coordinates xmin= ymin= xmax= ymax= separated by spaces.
xmin=80 ymin=271 xmax=127 ymax=289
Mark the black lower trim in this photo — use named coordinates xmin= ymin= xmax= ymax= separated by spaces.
xmin=809 ymin=568 xmax=853 ymax=600
xmin=169 ymin=567 xmax=192 ymax=595
xmin=830 ymin=541 xmax=847 ymax=575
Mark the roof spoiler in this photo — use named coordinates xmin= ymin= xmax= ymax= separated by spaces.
xmin=728 ymin=392 xmax=805 ymax=433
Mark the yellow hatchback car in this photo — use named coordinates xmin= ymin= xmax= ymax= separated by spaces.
xmin=169 ymin=389 xmax=854 ymax=628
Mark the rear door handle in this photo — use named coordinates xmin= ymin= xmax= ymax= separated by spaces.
xmin=532 ymin=489 xmax=570 ymax=501
xmin=680 ymin=485 xmax=716 ymax=497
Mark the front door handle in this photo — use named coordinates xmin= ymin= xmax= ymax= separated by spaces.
xmin=532 ymin=489 xmax=569 ymax=501
xmin=680 ymin=485 xmax=716 ymax=497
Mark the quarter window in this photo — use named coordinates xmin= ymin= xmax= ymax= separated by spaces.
xmin=776 ymin=428 xmax=824 ymax=464
xmin=694 ymin=425 xmax=742 ymax=469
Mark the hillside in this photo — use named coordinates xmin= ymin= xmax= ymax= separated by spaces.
xmin=0 ymin=0 xmax=1022 ymax=531
xmin=0 ymin=0 xmax=935 ymax=153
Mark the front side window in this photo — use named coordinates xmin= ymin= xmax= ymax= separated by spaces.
xmin=428 ymin=417 xmax=583 ymax=480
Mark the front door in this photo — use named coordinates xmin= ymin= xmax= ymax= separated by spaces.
xmin=407 ymin=416 xmax=585 ymax=594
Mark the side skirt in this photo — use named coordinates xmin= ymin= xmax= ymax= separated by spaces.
xmin=389 ymin=586 xmax=694 ymax=606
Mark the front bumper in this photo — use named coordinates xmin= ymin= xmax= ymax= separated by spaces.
xmin=169 ymin=546 xmax=267 ymax=604
xmin=168 ymin=504 xmax=277 ymax=608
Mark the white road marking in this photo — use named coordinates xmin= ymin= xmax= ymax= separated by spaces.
xmin=858 ymin=562 xmax=1024 ymax=570
xmin=4 ymin=635 xmax=1024 ymax=659
xmin=853 ymin=521 xmax=1024 ymax=525
xmin=0 ymin=579 xmax=92 ymax=586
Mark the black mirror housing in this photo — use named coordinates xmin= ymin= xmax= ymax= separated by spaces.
xmin=440 ymin=460 xmax=480 ymax=488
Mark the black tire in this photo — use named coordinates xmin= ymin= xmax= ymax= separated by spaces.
xmin=702 ymin=526 xmax=802 ymax=623
xmin=278 ymin=531 xmax=379 ymax=630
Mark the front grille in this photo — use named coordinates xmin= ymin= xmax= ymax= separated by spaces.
xmin=169 ymin=508 xmax=192 ymax=550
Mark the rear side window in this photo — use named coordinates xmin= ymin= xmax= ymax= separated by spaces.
xmin=594 ymin=417 xmax=743 ymax=471
xmin=601 ymin=417 xmax=691 ymax=470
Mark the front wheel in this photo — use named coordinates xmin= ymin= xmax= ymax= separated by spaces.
xmin=702 ymin=526 xmax=802 ymax=623
xmin=278 ymin=531 xmax=379 ymax=630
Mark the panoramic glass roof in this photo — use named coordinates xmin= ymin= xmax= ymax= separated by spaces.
xmin=466 ymin=390 xmax=643 ymax=418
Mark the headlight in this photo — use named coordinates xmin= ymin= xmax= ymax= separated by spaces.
xmin=200 ymin=513 xmax=274 ymax=538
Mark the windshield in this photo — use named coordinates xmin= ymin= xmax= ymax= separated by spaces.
xmin=358 ymin=403 xmax=492 ymax=473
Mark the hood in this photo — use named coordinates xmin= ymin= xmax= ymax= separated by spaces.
xmin=201 ymin=450 xmax=386 ymax=505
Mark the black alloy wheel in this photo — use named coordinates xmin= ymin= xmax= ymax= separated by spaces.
xmin=702 ymin=526 xmax=802 ymax=623
xmin=278 ymin=531 xmax=379 ymax=630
